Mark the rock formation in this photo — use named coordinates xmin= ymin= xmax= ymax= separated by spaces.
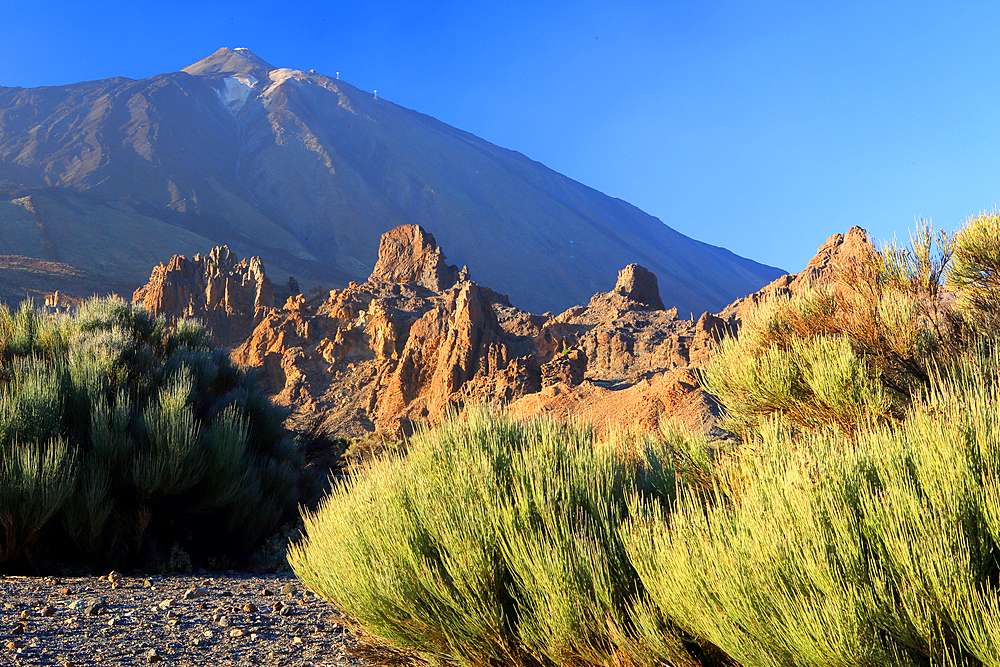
xmin=132 ymin=246 xmax=275 ymax=348
xmin=221 ymin=224 xmax=737 ymax=437
xmin=132 ymin=224 xmax=875 ymax=441
xmin=720 ymin=226 xmax=875 ymax=322
xmin=231 ymin=226 xmax=541 ymax=436
xmin=368 ymin=225 xmax=466 ymax=292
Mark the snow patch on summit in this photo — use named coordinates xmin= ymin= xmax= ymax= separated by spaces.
xmin=216 ymin=75 xmax=257 ymax=114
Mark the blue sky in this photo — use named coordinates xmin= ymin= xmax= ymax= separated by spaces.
xmin=2 ymin=0 xmax=998 ymax=273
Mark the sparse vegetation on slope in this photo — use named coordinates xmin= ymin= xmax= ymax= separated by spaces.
xmin=0 ymin=297 xmax=303 ymax=572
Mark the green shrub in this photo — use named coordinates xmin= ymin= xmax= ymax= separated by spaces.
xmin=289 ymin=408 xmax=699 ymax=667
xmin=705 ymin=223 xmax=968 ymax=435
xmin=949 ymin=208 xmax=1000 ymax=331
xmin=0 ymin=297 xmax=303 ymax=572
xmin=625 ymin=343 xmax=1000 ymax=667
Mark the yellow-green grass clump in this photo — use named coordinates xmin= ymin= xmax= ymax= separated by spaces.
xmin=289 ymin=409 xmax=709 ymax=667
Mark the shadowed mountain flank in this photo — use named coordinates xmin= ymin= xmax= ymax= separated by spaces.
xmin=0 ymin=47 xmax=782 ymax=314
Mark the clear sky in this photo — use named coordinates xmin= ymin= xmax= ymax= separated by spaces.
xmin=2 ymin=0 xmax=998 ymax=273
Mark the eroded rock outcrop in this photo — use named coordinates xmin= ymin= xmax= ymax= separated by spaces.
xmin=227 ymin=225 xmax=739 ymax=437
xmin=137 ymin=224 xmax=874 ymax=441
xmin=720 ymin=226 xmax=875 ymax=322
xmin=369 ymin=225 xmax=466 ymax=292
xmin=133 ymin=246 xmax=275 ymax=347
xmin=232 ymin=226 xmax=540 ymax=437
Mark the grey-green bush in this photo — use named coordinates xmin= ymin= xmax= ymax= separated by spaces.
xmin=289 ymin=409 xmax=702 ymax=667
xmin=0 ymin=298 xmax=303 ymax=571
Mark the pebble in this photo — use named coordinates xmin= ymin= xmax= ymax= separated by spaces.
xmin=0 ymin=573 xmax=362 ymax=666
xmin=183 ymin=586 xmax=208 ymax=600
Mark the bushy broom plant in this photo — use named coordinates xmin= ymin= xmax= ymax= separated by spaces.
xmin=705 ymin=221 xmax=968 ymax=435
xmin=0 ymin=297 xmax=303 ymax=571
xmin=625 ymin=342 xmax=1000 ymax=667
xmin=289 ymin=408 xmax=703 ymax=667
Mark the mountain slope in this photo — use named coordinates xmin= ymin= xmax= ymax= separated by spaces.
xmin=0 ymin=47 xmax=783 ymax=314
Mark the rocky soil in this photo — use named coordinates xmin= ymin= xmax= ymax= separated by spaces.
xmin=0 ymin=573 xmax=366 ymax=666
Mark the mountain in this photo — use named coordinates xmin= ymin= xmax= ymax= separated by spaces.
xmin=0 ymin=47 xmax=783 ymax=314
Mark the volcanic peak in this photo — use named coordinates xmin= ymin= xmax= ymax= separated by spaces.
xmin=182 ymin=47 xmax=276 ymax=79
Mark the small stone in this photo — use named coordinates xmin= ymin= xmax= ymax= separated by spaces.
xmin=242 ymin=603 xmax=257 ymax=613
xmin=182 ymin=587 xmax=208 ymax=600
xmin=146 ymin=648 xmax=161 ymax=663
xmin=10 ymin=625 xmax=23 ymax=636
xmin=157 ymin=599 xmax=174 ymax=609
xmin=143 ymin=579 xmax=152 ymax=588
xmin=108 ymin=571 xmax=121 ymax=584
xmin=203 ymin=630 xmax=214 ymax=639
xmin=108 ymin=617 xmax=119 ymax=626
xmin=220 ymin=590 xmax=233 ymax=597
xmin=278 ymin=603 xmax=294 ymax=617
xmin=7 ymin=640 xmax=22 ymax=649
xmin=192 ymin=637 xmax=202 ymax=647
xmin=229 ymin=628 xmax=245 ymax=638
xmin=86 ymin=598 xmax=106 ymax=616
xmin=164 ymin=610 xmax=176 ymax=619
xmin=19 ymin=610 xmax=32 ymax=618
xmin=281 ymin=583 xmax=296 ymax=596
xmin=261 ymin=588 xmax=273 ymax=597
xmin=40 ymin=604 xmax=56 ymax=617
xmin=272 ymin=602 xmax=282 ymax=612
xmin=199 ymin=603 xmax=207 ymax=611
xmin=60 ymin=587 xmax=72 ymax=596
xmin=250 ymin=632 xmax=259 ymax=640
xmin=292 ymin=636 xmax=303 ymax=644
xmin=217 ymin=616 xmax=230 ymax=627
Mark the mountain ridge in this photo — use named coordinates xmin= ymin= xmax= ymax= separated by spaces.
xmin=0 ymin=47 xmax=784 ymax=314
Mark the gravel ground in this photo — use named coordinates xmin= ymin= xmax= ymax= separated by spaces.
xmin=0 ymin=572 xmax=368 ymax=666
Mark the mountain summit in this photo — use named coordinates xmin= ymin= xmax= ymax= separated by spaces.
xmin=182 ymin=47 xmax=277 ymax=78
xmin=0 ymin=49 xmax=783 ymax=313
